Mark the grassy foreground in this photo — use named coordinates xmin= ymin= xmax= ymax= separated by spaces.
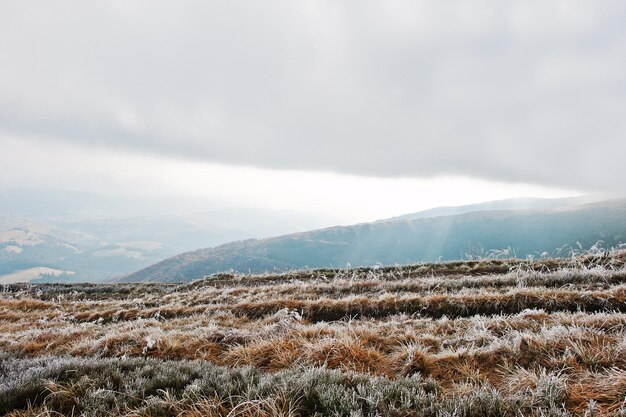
xmin=1 ymin=253 xmax=626 ymax=416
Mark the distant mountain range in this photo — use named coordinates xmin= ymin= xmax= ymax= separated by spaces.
xmin=0 ymin=189 xmax=337 ymax=283
xmin=123 ymin=196 xmax=625 ymax=282
xmin=379 ymin=195 xmax=601 ymax=222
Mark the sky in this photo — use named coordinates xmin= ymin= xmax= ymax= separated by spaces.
xmin=1 ymin=1 xmax=623 ymax=222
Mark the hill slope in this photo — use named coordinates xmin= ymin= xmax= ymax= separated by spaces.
xmin=0 ymin=189 xmax=338 ymax=282
xmin=124 ymin=199 xmax=626 ymax=282
xmin=3 ymin=252 xmax=626 ymax=415
xmin=379 ymin=195 xmax=601 ymax=222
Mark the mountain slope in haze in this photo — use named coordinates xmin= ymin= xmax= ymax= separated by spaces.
xmin=0 ymin=189 xmax=339 ymax=282
xmin=380 ymin=195 xmax=602 ymax=222
xmin=123 ymin=199 xmax=626 ymax=282
xmin=0 ymin=217 xmax=178 ymax=283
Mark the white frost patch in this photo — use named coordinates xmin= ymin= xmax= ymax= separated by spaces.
xmin=61 ymin=243 xmax=81 ymax=253
xmin=0 ymin=267 xmax=75 ymax=284
xmin=93 ymin=247 xmax=143 ymax=259
xmin=3 ymin=245 xmax=23 ymax=254
xmin=142 ymin=335 xmax=159 ymax=354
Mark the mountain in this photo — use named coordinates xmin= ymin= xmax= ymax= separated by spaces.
xmin=0 ymin=216 xmax=178 ymax=283
xmin=379 ymin=196 xmax=602 ymax=222
xmin=123 ymin=198 xmax=626 ymax=282
xmin=0 ymin=189 xmax=339 ymax=283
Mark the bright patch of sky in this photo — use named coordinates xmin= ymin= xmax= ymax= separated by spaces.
xmin=0 ymin=135 xmax=579 ymax=223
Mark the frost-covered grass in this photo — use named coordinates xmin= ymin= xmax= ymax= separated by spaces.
xmin=1 ymin=355 xmax=582 ymax=417
xmin=1 ymin=252 xmax=626 ymax=416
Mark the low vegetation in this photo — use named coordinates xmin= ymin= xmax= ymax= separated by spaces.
xmin=2 ymin=251 xmax=626 ymax=416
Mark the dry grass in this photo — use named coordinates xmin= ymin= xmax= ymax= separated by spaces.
xmin=2 ymin=252 xmax=626 ymax=415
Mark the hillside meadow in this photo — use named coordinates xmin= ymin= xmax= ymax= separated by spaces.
xmin=1 ymin=252 xmax=626 ymax=416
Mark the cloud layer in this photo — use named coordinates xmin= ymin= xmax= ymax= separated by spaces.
xmin=1 ymin=1 xmax=624 ymax=191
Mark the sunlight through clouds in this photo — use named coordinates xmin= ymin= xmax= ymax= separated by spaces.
xmin=0 ymin=135 xmax=579 ymax=222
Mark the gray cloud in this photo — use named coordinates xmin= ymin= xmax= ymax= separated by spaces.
xmin=1 ymin=0 xmax=625 ymax=192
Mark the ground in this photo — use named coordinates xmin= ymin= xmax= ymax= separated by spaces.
xmin=1 ymin=253 xmax=626 ymax=416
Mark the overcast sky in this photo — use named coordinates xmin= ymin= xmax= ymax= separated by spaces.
xmin=1 ymin=1 xmax=623 ymax=221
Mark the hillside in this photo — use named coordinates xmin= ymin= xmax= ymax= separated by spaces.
xmin=0 ymin=189 xmax=337 ymax=283
xmin=0 ymin=216 xmax=182 ymax=283
xmin=380 ymin=195 xmax=601 ymax=222
xmin=124 ymin=199 xmax=626 ymax=282
xmin=2 ymin=252 xmax=626 ymax=415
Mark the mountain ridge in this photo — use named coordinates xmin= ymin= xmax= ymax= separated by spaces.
xmin=123 ymin=197 xmax=626 ymax=282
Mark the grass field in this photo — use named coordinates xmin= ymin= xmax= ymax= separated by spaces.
xmin=1 ymin=253 xmax=626 ymax=416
